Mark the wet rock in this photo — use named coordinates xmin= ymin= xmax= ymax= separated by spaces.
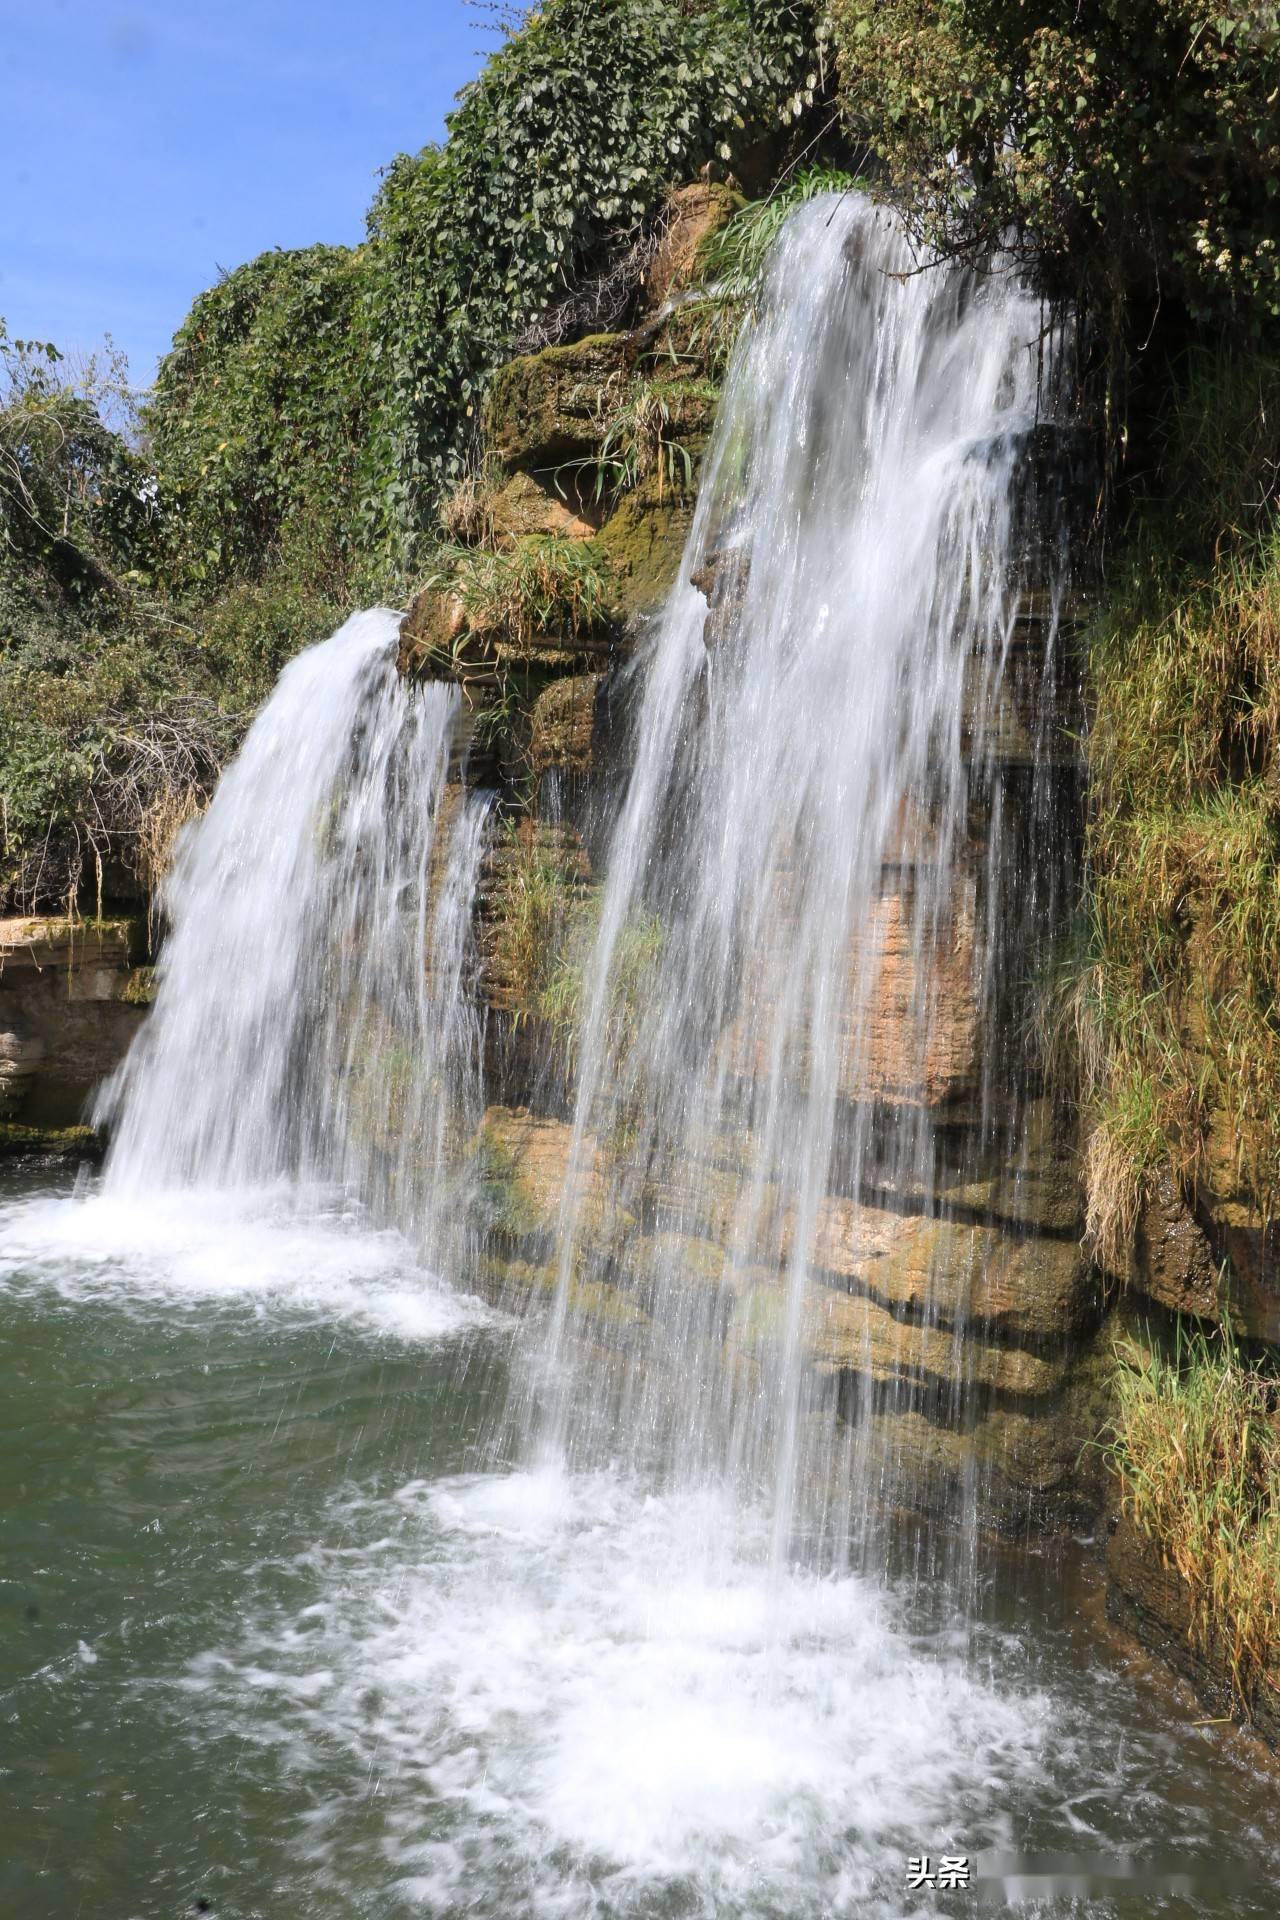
xmin=838 ymin=889 xmax=982 ymax=1110
xmin=1106 ymin=1513 xmax=1280 ymax=1748
xmin=802 ymin=1285 xmax=1071 ymax=1399
xmin=0 ymin=1009 xmax=43 ymax=1117
xmin=529 ymin=674 xmax=606 ymax=782
xmin=0 ymin=918 xmax=144 ymax=1125
xmin=809 ymin=1200 xmax=1098 ymax=1339
xmin=1132 ymin=1170 xmax=1222 ymax=1320
xmin=593 ymin=477 xmax=698 ymax=621
xmin=397 ymin=585 xmax=468 ymax=680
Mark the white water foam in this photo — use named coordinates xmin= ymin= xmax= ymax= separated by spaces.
xmin=0 ymin=1185 xmax=496 ymax=1343
xmin=177 ymin=1468 xmax=1052 ymax=1916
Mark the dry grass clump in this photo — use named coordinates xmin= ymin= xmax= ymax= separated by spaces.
xmin=1107 ymin=1329 xmax=1280 ymax=1713
xmin=437 ymin=464 xmax=507 ymax=549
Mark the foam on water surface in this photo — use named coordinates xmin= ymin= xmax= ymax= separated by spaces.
xmin=0 ymin=1183 xmax=496 ymax=1342
xmin=176 ymin=1467 xmax=1053 ymax=1916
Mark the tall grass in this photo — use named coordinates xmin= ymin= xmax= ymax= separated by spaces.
xmin=1060 ymin=345 xmax=1280 ymax=1256
xmin=425 ymin=535 xmax=608 ymax=653
xmin=1106 ymin=1328 xmax=1280 ymax=1713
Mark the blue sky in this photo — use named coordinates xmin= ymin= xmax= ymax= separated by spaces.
xmin=0 ymin=1 xmax=486 ymax=387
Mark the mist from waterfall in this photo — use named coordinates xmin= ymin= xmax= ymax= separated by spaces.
xmin=94 ymin=608 xmax=489 ymax=1274
xmin=515 ymin=191 xmax=1070 ymax=1581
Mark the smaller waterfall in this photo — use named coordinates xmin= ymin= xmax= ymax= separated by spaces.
xmin=96 ymin=609 xmax=488 ymax=1267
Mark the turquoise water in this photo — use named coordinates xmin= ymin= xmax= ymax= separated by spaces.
xmin=2 ymin=1164 xmax=1277 ymax=1919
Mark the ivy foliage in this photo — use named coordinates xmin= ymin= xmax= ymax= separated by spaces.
xmin=831 ymin=1 xmax=1280 ymax=324
xmin=149 ymin=243 xmax=370 ymax=591
xmin=150 ymin=0 xmax=827 ymax=586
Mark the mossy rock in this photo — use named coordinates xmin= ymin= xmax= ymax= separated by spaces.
xmin=642 ymin=182 xmax=743 ymax=310
xmin=0 ymin=1121 xmax=102 ymax=1161
xmin=528 ymin=674 xmax=605 ymax=780
xmin=595 ymin=477 xmax=698 ymax=622
xmin=484 ymin=332 xmax=630 ymax=475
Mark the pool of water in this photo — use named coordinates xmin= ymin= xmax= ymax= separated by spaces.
xmin=2 ymin=1164 xmax=1277 ymax=1918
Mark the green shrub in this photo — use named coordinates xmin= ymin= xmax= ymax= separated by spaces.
xmin=149 ymin=244 xmax=370 ymax=591
xmin=832 ymin=1 xmax=1280 ymax=327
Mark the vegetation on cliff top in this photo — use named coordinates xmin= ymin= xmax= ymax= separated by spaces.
xmin=1 ymin=1 xmax=827 ymax=912
xmin=154 ymin=0 xmax=828 ymax=588
xmin=833 ymin=1 xmax=1280 ymax=326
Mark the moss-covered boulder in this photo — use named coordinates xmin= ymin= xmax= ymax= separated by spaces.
xmin=595 ymin=476 xmax=698 ymax=621
xmin=485 ymin=332 xmax=630 ymax=475
xmin=490 ymin=471 xmax=596 ymax=541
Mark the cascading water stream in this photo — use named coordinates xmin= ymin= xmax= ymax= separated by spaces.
xmin=94 ymin=607 xmax=489 ymax=1274
xmin=519 ymin=191 xmax=1070 ymax=1588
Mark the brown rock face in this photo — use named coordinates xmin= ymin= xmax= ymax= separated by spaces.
xmin=490 ymin=472 xmax=596 ymax=543
xmin=642 ymin=182 xmax=741 ymax=311
xmin=803 ymin=1285 xmax=1069 ymax=1398
xmin=397 ymin=586 xmax=468 ymax=680
xmin=529 ymin=675 xmax=606 ymax=781
xmin=0 ymin=918 xmax=146 ymax=1125
xmin=838 ymin=888 xmax=981 ymax=1110
xmin=809 ymin=1199 xmax=1096 ymax=1339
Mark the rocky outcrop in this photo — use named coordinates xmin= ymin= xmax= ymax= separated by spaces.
xmin=0 ymin=918 xmax=147 ymax=1131
xmin=485 ymin=333 xmax=631 ymax=477
xmin=643 ymin=182 xmax=741 ymax=311
xmin=1131 ymin=1172 xmax=1223 ymax=1320
xmin=529 ymin=674 xmax=607 ymax=786
xmin=593 ymin=477 xmax=701 ymax=622
xmin=489 ymin=471 xmax=596 ymax=542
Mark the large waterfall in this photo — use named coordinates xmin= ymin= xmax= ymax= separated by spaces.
xmin=520 ymin=193 xmax=1068 ymax=1575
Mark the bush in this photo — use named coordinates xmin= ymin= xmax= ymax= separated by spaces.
xmin=149 ymin=244 xmax=370 ymax=591
xmin=832 ymin=2 xmax=1280 ymax=327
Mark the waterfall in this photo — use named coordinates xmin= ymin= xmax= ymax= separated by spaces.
xmin=95 ymin=608 xmax=489 ymax=1269
xmin=519 ymin=192 xmax=1069 ymax=1572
